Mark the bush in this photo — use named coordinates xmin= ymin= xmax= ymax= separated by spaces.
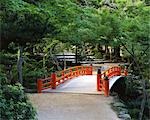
xmin=22 ymin=62 xmax=48 ymax=92
xmin=0 ymin=82 xmax=37 ymax=120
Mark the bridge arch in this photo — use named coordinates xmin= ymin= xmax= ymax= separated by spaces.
xmin=37 ymin=65 xmax=128 ymax=96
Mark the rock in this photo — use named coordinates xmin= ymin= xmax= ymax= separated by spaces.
xmin=119 ymin=111 xmax=128 ymax=115
xmin=113 ymin=102 xmax=126 ymax=108
xmin=110 ymin=92 xmax=118 ymax=96
xmin=116 ymin=107 xmax=128 ymax=113
xmin=118 ymin=114 xmax=131 ymax=120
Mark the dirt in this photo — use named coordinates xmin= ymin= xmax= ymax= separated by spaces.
xmin=28 ymin=93 xmax=120 ymax=120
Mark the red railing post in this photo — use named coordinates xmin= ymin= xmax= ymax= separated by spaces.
xmin=97 ymin=68 xmax=101 ymax=91
xmin=37 ymin=79 xmax=42 ymax=93
xmin=62 ymin=71 xmax=65 ymax=82
xmin=51 ymin=72 xmax=56 ymax=89
xmin=62 ymin=71 xmax=64 ymax=79
xmin=81 ymin=66 xmax=83 ymax=75
xmin=83 ymin=66 xmax=86 ymax=75
xmin=76 ymin=67 xmax=79 ymax=76
xmin=85 ymin=66 xmax=88 ymax=75
xmin=90 ymin=64 xmax=93 ymax=75
xmin=104 ymin=76 xmax=109 ymax=97
xmin=72 ymin=68 xmax=75 ymax=78
xmin=86 ymin=66 xmax=92 ymax=75
xmin=70 ymin=68 xmax=72 ymax=79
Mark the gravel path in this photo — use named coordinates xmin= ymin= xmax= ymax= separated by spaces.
xmin=28 ymin=93 xmax=120 ymax=120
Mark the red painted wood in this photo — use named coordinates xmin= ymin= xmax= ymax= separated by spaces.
xmin=37 ymin=66 xmax=93 ymax=93
xmin=37 ymin=79 xmax=42 ymax=93
xmin=51 ymin=73 xmax=56 ymax=89
xmin=97 ymin=66 xmax=127 ymax=97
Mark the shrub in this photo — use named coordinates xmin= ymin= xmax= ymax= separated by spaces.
xmin=0 ymin=82 xmax=37 ymax=120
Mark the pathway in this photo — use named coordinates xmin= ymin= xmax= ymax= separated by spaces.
xmin=28 ymin=93 xmax=120 ymax=120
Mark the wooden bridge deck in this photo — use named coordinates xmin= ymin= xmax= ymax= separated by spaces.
xmin=42 ymin=75 xmax=102 ymax=94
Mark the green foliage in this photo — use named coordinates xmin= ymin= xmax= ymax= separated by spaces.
xmin=0 ymin=83 xmax=37 ymax=120
xmin=1 ymin=0 xmax=57 ymax=49
xmin=124 ymin=75 xmax=150 ymax=119
xmin=22 ymin=61 xmax=48 ymax=90
xmin=0 ymin=65 xmax=8 ymax=85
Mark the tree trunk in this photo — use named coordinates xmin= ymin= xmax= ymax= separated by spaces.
xmin=17 ymin=46 xmax=23 ymax=85
xmin=43 ymin=54 xmax=46 ymax=77
xmin=114 ymin=46 xmax=120 ymax=61
xmin=63 ymin=52 xmax=66 ymax=69
xmin=97 ymin=44 xmax=103 ymax=53
xmin=121 ymin=42 xmax=147 ymax=120
xmin=104 ymin=45 xmax=109 ymax=59
xmin=109 ymin=47 xmax=112 ymax=61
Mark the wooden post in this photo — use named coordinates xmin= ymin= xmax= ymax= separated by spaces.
xmin=51 ymin=72 xmax=56 ymax=89
xmin=70 ymin=68 xmax=72 ymax=79
xmin=86 ymin=66 xmax=90 ymax=75
xmin=90 ymin=64 xmax=92 ymax=75
xmin=81 ymin=66 xmax=83 ymax=75
xmin=62 ymin=71 xmax=64 ymax=79
xmin=83 ymin=66 xmax=86 ymax=75
xmin=97 ymin=68 xmax=101 ymax=91
xmin=104 ymin=76 xmax=109 ymax=97
xmin=76 ymin=67 xmax=79 ymax=76
xmin=37 ymin=79 xmax=42 ymax=93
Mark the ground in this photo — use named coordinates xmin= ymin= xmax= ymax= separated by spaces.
xmin=28 ymin=93 xmax=120 ymax=120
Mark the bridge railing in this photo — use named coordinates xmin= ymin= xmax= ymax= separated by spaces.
xmin=37 ymin=65 xmax=92 ymax=93
xmin=97 ymin=66 xmax=128 ymax=97
xmin=37 ymin=77 xmax=52 ymax=93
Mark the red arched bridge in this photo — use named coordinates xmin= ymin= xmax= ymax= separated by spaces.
xmin=37 ymin=65 xmax=128 ymax=96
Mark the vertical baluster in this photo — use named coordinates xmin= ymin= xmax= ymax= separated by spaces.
xmin=70 ymin=68 xmax=72 ymax=79
xmin=62 ymin=71 xmax=64 ymax=83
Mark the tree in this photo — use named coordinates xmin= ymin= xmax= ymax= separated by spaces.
xmin=1 ymin=0 xmax=56 ymax=84
xmin=119 ymin=3 xmax=150 ymax=119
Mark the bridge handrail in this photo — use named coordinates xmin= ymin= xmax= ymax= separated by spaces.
xmin=37 ymin=65 xmax=92 ymax=93
xmin=37 ymin=77 xmax=52 ymax=93
xmin=101 ymin=66 xmax=121 ymax=78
